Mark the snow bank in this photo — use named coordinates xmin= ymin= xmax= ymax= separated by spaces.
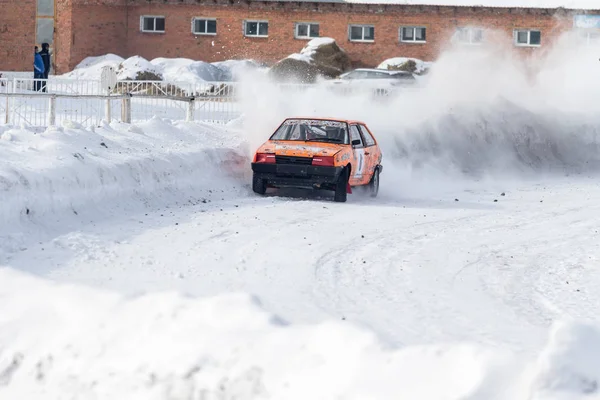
xmin=0 ymin=267 xmax=599 ymax=399
xmin=116 ymin=55 xmax=161 ymax=80
xmin=62 ymin=55 xmax=261 ymax=83
xmin=61 ymin=54 xmax=124 ymax=80
xmin=150 ymin=57 xmax=228 ymax=84
xmin=529 ymin=321 xmax=600 ymax=400
xmin=0 ymin=119 xmax=249 ymax=255
xmin=286 ymin=37 xmax=339 ymax=64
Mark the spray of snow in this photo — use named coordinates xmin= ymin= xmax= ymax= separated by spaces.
xmin=233 ymin=30 xmax=600 ymax=197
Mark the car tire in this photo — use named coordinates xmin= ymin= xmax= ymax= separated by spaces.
xmin=369 ymin=167 xmax=380 ymax=198
xmin=334 ymin=167 xmax=348 ymax=203
xmin=252 ymin=173 xmax=267 ymax=195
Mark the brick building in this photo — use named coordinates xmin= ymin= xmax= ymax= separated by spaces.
xmin=1 ymin=0 xmax=600 ymax=74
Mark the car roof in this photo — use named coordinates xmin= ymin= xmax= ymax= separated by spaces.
xmin=284 ymin=116 xmax=368 ymax=125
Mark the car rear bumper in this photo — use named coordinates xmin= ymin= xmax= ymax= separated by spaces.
xmin=252 ymin=163 xmax=343 ymax=189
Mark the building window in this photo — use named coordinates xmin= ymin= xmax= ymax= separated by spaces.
xmin=455 ymin=27 xmax=483 ymax=44
xmin=140 ymin=16 xmax=165 ymax=33
xmin=579 ymin=30 xmax=600 ymax=44
xmin=244 ymin=20 xmax=268 ymax=37
xmin=192 ymin=18 xmax=216 ymax=35
xmin=349 ymin=25 xmax=374 ymax=42
xmin=400 ymin=26 xmax=426 ymax=43
xmin=514 ymin=29 xmax=541 ymax=46
xmin=295 ymin=22 xmax=319 ymax=39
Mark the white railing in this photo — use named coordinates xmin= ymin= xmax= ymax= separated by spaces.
xmin=0 ymin=76 xmax=415 ymax=127
xmin=0 ymin=78 xmax=242 ymax=127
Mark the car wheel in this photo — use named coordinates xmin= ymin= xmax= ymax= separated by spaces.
xmin=334 ymin=167 xmax=348 ymax=203
xmin=252 ymin=173 xmax=267 ymax=195
xmin=369 ymin=167 xmax=380 ymax=198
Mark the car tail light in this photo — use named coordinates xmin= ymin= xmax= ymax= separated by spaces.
xmin=312 ymin=156 xmax=335 ymax=167
xmin=255 ymin=153 xmax=275 ymax=163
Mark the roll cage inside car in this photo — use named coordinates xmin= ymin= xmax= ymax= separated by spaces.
xmin=269 ymin=119 xmax=351 ymax=145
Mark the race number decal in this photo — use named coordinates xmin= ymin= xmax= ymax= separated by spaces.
xmin=354 ymin=149 xmax=365 ymax=178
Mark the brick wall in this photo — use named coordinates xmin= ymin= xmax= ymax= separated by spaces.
xmin=55 ymin=0 xmax=127 ymax=73
xmin=2 ymin=0 xmax=596 ymax=74
xmin=54 ymin=0 xmax=74 ymax=74
xmin=124 ymin=1 xmax=583 ymax=68
xmin=0 ymin=0 xmax=36 ymax=72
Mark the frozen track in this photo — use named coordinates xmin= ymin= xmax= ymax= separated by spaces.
xmin=7 ymin=177 xmax=600 ymax=353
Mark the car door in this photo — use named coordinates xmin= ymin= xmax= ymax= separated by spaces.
xmin=348 ymin=125 xmax=366 ymax=183
xmin=358 ymin=124 xmax=380 ymax=181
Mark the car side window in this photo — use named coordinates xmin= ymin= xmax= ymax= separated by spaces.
xmin=345 ymin=71 xmax=367 ymax=79
xmin=359 ymin=125 xmax=376 ymax=147
xmin=349 ymin=125 xmax=364 ymax=148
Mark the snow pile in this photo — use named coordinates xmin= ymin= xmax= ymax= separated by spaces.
xmin=62 ymin=55 xmax=261 ymax=83
xmin=287 ymin=37 xmax=337 ymax=63
xmin=1 ymin=267 xmax=600 ymax=399
xmin=151 ymin=57 xmax=229 ymax=84
xmin=61 ymin=53 xmax=124 ymax=80
xmin=116 ymin=55 xmax=161 ymax=80
xmin=0 ymin=119 xmax=248 ymax=254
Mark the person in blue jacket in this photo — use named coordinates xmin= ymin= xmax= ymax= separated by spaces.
xmin=33 ymin=46 xmax=45 ymax=92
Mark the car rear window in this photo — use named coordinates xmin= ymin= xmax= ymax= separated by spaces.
xmin=270 ymin=119 xmax=350 ymax=144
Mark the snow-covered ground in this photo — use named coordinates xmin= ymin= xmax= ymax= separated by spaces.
xmin=3 ymin=34 xmax=600 ymax=399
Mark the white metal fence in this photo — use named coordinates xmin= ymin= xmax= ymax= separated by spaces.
xmin=0 ymin=77 xmax=242 ymax=127
xmin=0 ymin=76 xmax=414 ymax=128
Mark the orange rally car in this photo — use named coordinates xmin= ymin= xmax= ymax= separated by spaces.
xmin=251 ymin=117 xmax=383 ymax=202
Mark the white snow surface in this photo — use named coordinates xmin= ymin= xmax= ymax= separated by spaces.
xmin=5 ymin=32 xmax=600 ymax=399
xmin=2 ymin=266 xmax=600 ymax=400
